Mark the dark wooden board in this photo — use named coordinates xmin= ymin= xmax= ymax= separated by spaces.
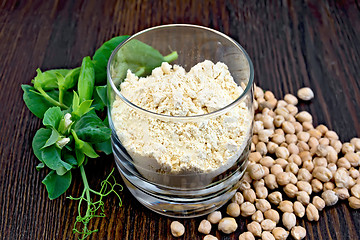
xmin=0 ymin=0 xmax=359 ymax=239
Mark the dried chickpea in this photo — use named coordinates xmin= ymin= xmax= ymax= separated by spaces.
xmin=293 ymin=122 xmax=303 ymax=134
xmin=295 ymin=111 xmax=312 ymax=123
xmin=319 ymin=137 xmax=330 ymax=146
xmin=278 ymin=200 xmax=294 ymax=213
xmin=327 ymin=163 xmax=337 ymax=175
xmin=256 ymin=186 xmax=269 ymax=199
xmin=351 ymin=184 xmax=360 ymax=198
xmin=297 ymin=168 xmax=313 ymax=182
xmin=204 ymin=235 xmax=218 ymax=240
xmin=302 ymin=121 xmax=314 ymax=131
xmin=256 ymin=199 xmax=271 ymax=213
xmin=277 ymin=100 xmax=288 ymax=108
xmin=272 ymin=227 xmax=289 ymax=240
xmin=241 ymin=202 xmax=256 ymax=217
xmin=252 ymin=210 xmax=264 ymax=223
xmin=218 ymin=217 xmax=238 ymax=234
xmin=170 ymin=221 xmax=185 ymax=237
xmin=306 ymin=203 xmax=319 ymax=221
xmin=284 ymin=184 xmax=298 ymax=198
xmin=249 ymin=152 xmax=262 ymax=163
xmin=325 ymin=130 xmax=339 ymax=140
xmin=297 ymin=141 xmax=310 ymax=152
xmin=248 ymin=164 xmax=266 ymax=180
xmin=268 ymin=191 xmax=282 ymax=205
xmin=297 ymin=87 xmax=314 ymax=101
xmin=348 ymin=196 xmax=360 ymax=209
xmin=299 ymin=151 xmax=312 ymax=162
xmin=302 ymin=159 xmax=314 ymax=172
xmin=271 ymin=164 xmax=284 ymax=175
xmin=198 ymin=219 xmax=212 ymax=234
xmin=337 ymin=157 xmax=351 ymax=169
xmin=345 ymin=152 xmax=360 ymax=167
xmin=247 ymin=221 xmax=262 ymax=237
xmin=260 ymin=156 xmax=275 ymax=168
xmin=313 ymin=157 xmax=327 ymax=167
xmin=331 ymin=139 xmax=343 ymax=153
xmin=286 ymin=104 xmax=298 ymax=116
xmin=275 ymin=158 xmax=288 ymax=168
xmin=207 ymin=211 xmax=222 ymax=224
xmin=297 ymin=181 xmax=312 ymax=195
xmin=288 ymin=154 xmax=302 ymax=166
xmin=274 ymin=115 xmax=285 ymax=128
xmin=285 ymin=134 xmax=297 ymax=144
xmin=265 ymin=174 xmax=278 ymax=190
xmin=275 ymin=147 xmax=290 ymax=159
xmin=293 ymin=201 xmax=305 ymax=218
xmin=323 ymin=182 xmax=335 ymax=191
xmin=312 ymin=166 xmax=333 ymax=182
xmin=264 ymin=209 xmax=280 ymax=223
xmin=282 ymin=121 xmax=295 ymax=134
xmin=350 ymin=138 xmax=360 ymax=151
xmin=322 ymin=190 xmax=339 ymax=206
xmin=311 ymin=179 xmax=323 ymax=193
xmin=226 ymin=202 xmax=240 ymax=217
xmin=232 ymin=192 xmax=244 ymax=205
xmin=312 ymin=196 xmax=325 ymax=211
xmin=284 ymin=94 xmax=298 ymax=105
xmin=243 ymin=189 xmax=256 ymax=203
xmin=349 ymin=167 xmax=360 ymax=179
xmin=256 ymin=142 xmax=268 ymax=156
xmin=334 ymin=187 xmax=350 ymax=200
xmin=286 ymin=162 xmax=299 ymax=174
xmin=288 ymin=143 xmax=300 ymax=155
xmin=308 ymin=136 xmax=319 ymax=149
xmin=282 ymin=212 xmax=296 ymax=230
xmin=261 ymin=219 xmax=276 ymax=231
xmin=276 ymin=172 xmax=291 ymax=186
xmin=308 ymin=129 xmax=322 ymax=140
xmin=291 ymin=226 xmax=306 ymax=240
xmin=296 ymin=191 xmax=310 ymax=205
xmin=334 ymin=168 xmax=350 ymax=188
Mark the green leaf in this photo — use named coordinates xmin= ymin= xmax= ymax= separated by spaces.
xmin=112 ymin=39 xmax=178 ymax=81
xmin=71 ymin=130 xmax=99 ymax=159
xmin=36 ymin=162 xmax=45 ymax=171
xmin=63 ymin=153 xmax=78 ymax=166
xmin=93 ymin=35 xmax=130 ymax=84
xmin=75 ymin=149 xmax=85 ymax=166
xmin=81 ymin=142 xmax=99 ymax=158
xmin=78 ymin=56 xmax=95 ymax=102
xmin=94 ymin=139 xmax=112 ymax=155
xmin=22 ymin=85 xmax=55 ymax=119
xmin=41 ymin=146 xmax=72 ymax=174
xmin=62 ymin=67 xmax=80 ymax=90
xmin=95 ymin=85 xmax=107 ymax=106
xmin=73 ymin=111 xmax=111 ymax=143
xmin=42 ymin=170 xmax=72 ymax=200
xmin=32 ymin=128 xmax=52 ymax=161
xmin=32 ymin=68 xmax=70 ymax=91
xmin=42 ymin=129 xmax=61 ymax=149
xmin=43 ymin=107 xmax=63 ymax=129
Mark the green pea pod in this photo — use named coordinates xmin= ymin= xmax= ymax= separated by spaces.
xmin=78 ymin=56 xmax=95 ymax=102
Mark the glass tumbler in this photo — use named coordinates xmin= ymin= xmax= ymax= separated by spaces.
xmin=107 ymin=24 xmax=254 ymax=217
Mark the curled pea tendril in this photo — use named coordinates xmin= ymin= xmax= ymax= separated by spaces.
xmin=67 ymin=168 xmax=123 ymax=240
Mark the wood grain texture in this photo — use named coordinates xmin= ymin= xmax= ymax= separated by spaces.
xmin=0 ymin=0 xmax=359 ymax=239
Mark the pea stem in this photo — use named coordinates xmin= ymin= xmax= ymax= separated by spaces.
xmin=163 ymin=51 xmax=178 ymax=63
xmin=38 ymin=87 xmax=69 ymax=109
xmin=79 ymin=164 xmax=91 ymax=234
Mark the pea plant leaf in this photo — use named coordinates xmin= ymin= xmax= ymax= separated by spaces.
xmin=92 ymin=35 xmax=130 ymax=84
xmin=43 ymin=107 xmax=63 ymax=129
xmin=42 ymin=128 xmax=61 ymax=149
xmin=111 ymin=39 xmax=178 ymax=83
xmin=73 ymin=111 xmax=111 ymax=143
xmin=42 ymin=170 xmax=72 ymax=200
xmin=32 ymin=128 xmax=52 ymax=162
xmin=41 ymin=145 xmax=72 ymax=175
xmin=22 ymin=85 xmax=55 ymax=119
xmin=32 ymin=68 xmax=70 ymax=91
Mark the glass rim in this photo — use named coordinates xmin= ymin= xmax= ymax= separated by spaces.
xmin=107 ymin=23 xmax=254 ymax=120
